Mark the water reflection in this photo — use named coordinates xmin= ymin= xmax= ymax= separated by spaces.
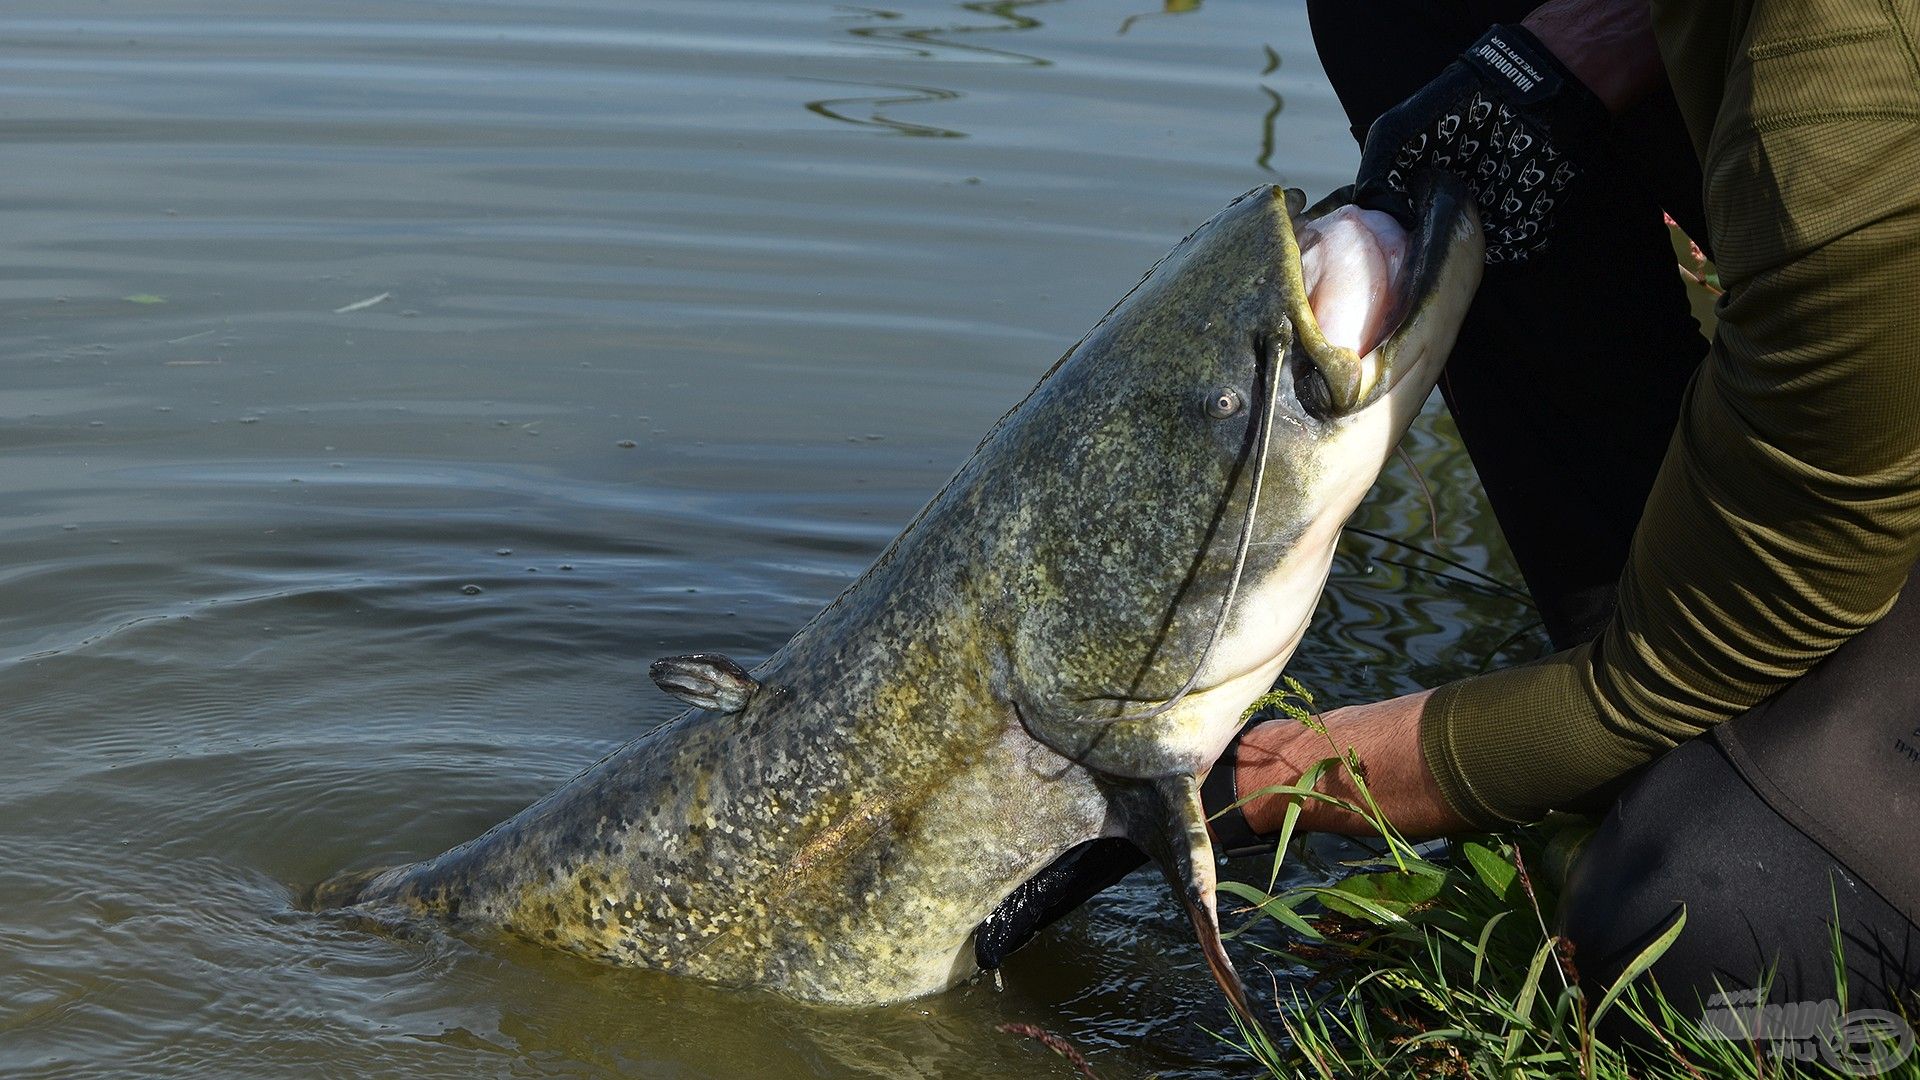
xmin=1255 ymin=85 xmax=1284 ymax=172
xmin=840 ymin=0 xmax=1056 ymax=64
xmin=1117 ymin=0 xmax=1202 ymax=38
xmin=800 ymin=77 xmax=967 ymax=138
xmin=806 ymin=1 xmax=1060 ymax=138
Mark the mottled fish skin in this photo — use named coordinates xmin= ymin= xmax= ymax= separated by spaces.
xmin=321 ymin=183 xmax=1483 ymax=1008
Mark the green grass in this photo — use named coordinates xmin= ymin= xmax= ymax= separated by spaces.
xmin=1215 ymin=681 xmax=1919 ymax=1080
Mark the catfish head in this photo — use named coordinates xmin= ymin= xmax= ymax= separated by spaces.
xmin=974 ymin=174 xmax=1482 ymax=1025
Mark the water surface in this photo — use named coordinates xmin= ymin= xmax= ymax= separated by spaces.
xmin=0 ymin=2 xmax=1540 ymax=1075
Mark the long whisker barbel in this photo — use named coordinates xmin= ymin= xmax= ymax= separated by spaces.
xmin=1342 ymin=525 xmax=1533 ymax=604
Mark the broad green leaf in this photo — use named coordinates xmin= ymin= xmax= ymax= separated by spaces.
xmin=1326 ymin=869 xmax=1443 ymax=919
xmin=1458 ymin=839 xmax=1518 ymax=901
xmin=1297 ymin=883 xmax=1411 ymax=926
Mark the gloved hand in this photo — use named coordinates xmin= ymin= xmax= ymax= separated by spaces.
xmin=1355 ymin=24 xmax=1611 ymax=263
xmin=971 ymin=725 xmax=1275 ymax=970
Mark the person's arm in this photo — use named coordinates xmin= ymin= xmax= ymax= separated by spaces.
xmin=1226 ymin=0 xmax=1667 ymax=841
xmin=1232 ymin=691 xmax=1467 ymax=838
xmin=1521 ymin=0 xmax=1663 ymax=116
xmin=1231 ymin=0 xmax=1920 ymax=838
xmin=1236 ymin=243 xmax=1920 ymax=839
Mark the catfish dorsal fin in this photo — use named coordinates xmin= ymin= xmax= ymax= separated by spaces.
xmin=649 ymin=653 xmax=759 ymax=714
xmin=1116 ymin=773 xmax=1272 ymax=1040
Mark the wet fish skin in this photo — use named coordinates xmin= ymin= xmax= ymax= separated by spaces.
xmin=318 ymin=179 xmax=1483 ymax=1017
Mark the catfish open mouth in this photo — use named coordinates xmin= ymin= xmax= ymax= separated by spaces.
xmin=1289 ymin=172 xmax=1474 ymax=410
xmin=1299 ymin=203 xmax=1408 ymax=358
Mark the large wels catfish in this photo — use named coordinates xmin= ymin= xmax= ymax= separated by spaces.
xmin=318 ymin=177 xmax=1482 ymax=1025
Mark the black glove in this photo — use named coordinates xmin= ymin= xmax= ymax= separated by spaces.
xmin=971 ymin=726 xmax=1275 ymax=970
xmin=1355 ymin=24 xmax=1610 ymax=263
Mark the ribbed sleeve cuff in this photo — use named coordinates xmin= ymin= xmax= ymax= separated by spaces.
xmin=1416 ymin=642 xmax=1652 ymax=829
xmin=1418 ymin=679 xmax=1520 ymax=830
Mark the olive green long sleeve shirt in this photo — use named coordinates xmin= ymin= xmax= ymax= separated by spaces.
xmin=1421 ymin=0 xmax=1920 ymax=827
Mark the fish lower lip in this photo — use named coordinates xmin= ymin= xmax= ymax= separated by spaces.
xmin=1298 ymin=205 xmax=1410 ymax=357
xmin=1293 ymin=170 xmax=1467 ymax=375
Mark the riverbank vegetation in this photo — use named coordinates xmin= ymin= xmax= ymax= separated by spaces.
xmin=1214 ymin=682 xmax=1917 ymax=1080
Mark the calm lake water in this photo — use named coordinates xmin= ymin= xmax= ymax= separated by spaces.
xmin=0 ymin=2 xmax=1541 ymax=1076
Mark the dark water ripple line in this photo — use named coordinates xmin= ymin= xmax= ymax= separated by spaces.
xmin=799 ymin=77 xmax=969 ymax=138
xmin=836 ymin=0 xmax=1060 ymax=66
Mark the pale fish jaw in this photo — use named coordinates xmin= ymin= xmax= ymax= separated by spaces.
xmin=1297 ymin=205 xmax=1410 ymax=359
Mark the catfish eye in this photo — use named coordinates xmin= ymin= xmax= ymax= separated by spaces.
xmin=1292 ymin=355 xmax=1333 ymax=421
xmin=1204 ymin=387 xmax=1244 ymax=420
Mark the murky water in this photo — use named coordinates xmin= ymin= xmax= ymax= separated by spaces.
xmin=0 ymin=2 xmax=1541 ymax=1076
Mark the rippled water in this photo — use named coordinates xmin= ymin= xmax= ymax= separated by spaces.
xmin=0 ymin=2 xmax=1542 ymax=1076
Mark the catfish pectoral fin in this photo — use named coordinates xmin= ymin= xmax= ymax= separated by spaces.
xmin=1118 ymin=774 xmax=1271 ymax=1038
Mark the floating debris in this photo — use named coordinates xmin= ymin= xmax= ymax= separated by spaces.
xmin=332 ymin=292 xmax=391 ymax=315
